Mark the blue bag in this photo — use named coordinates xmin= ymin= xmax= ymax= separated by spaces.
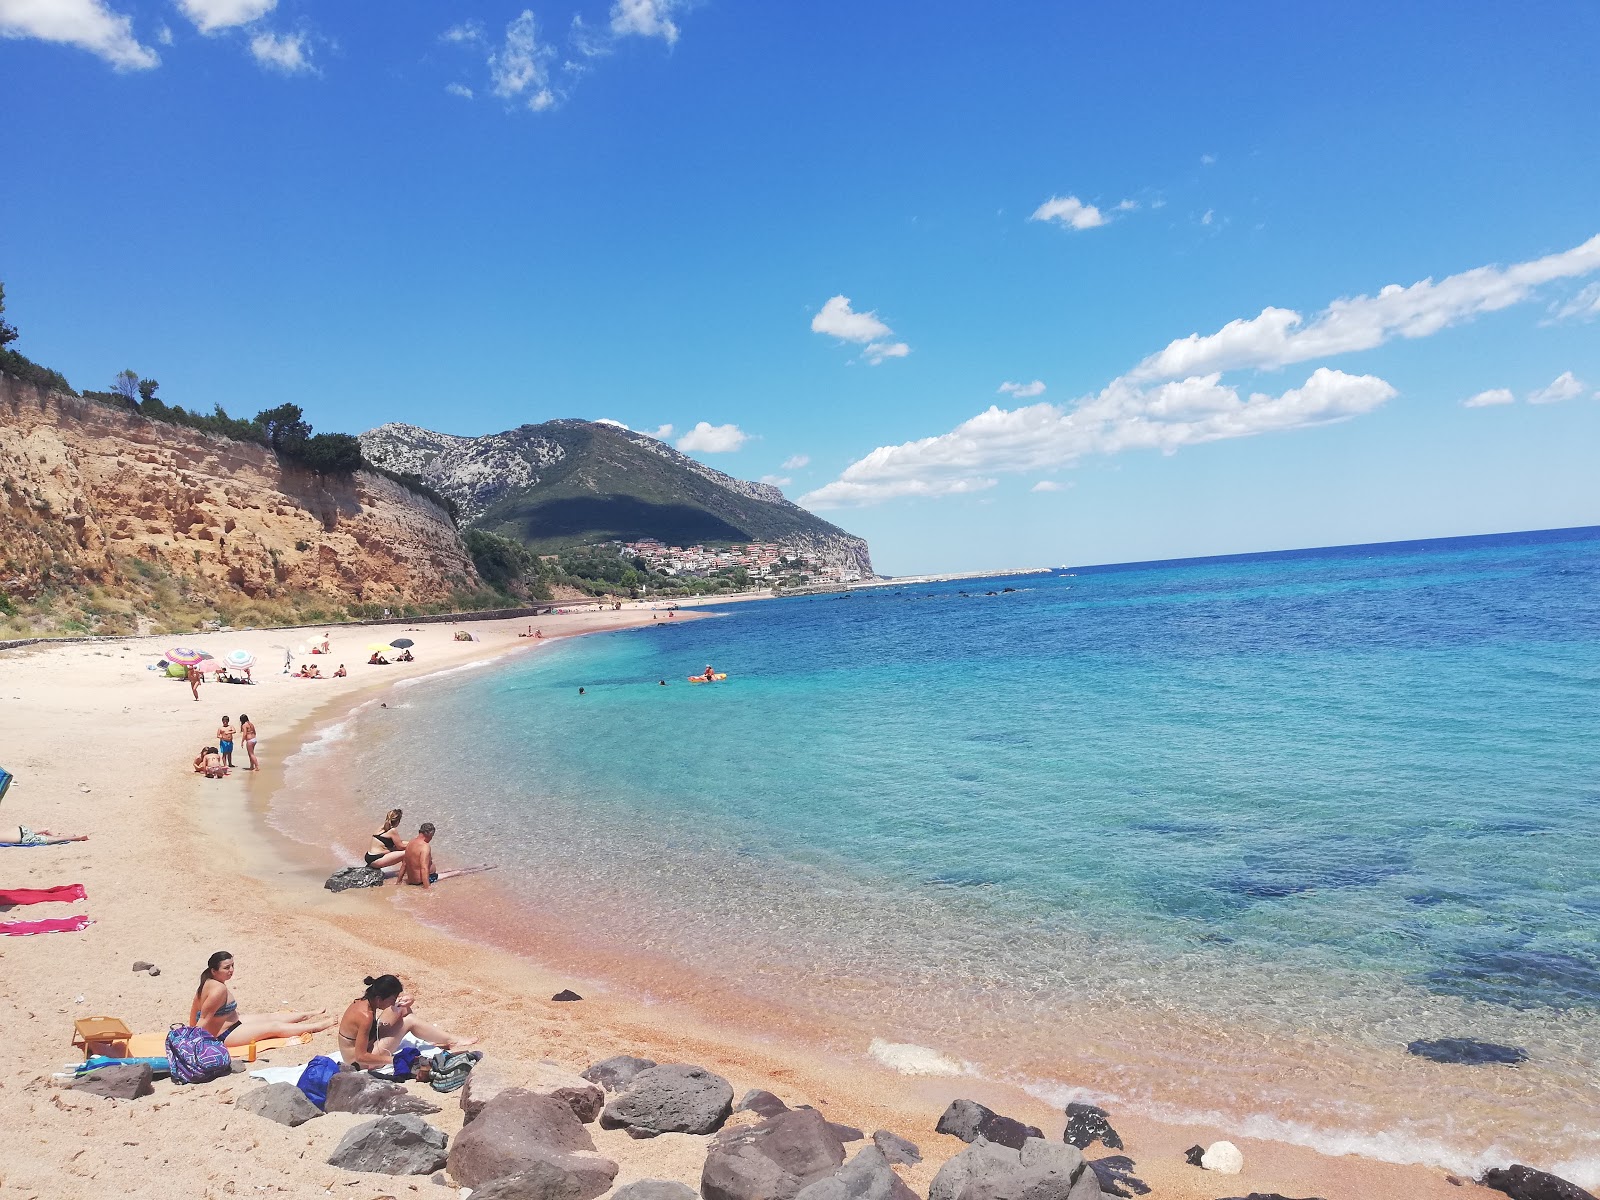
xmin=391 ymin=1045 xmax=421 ymax=1080
xmin=296 ymin=1055 xmax=341 ymax=1109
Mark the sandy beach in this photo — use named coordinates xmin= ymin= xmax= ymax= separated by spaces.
xmin=0 ymin=607 xmax=1478 ymax=1200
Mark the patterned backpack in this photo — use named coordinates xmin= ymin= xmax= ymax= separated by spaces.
xmin=427 ymin=1049 xmax=482 ymax=1093
xmin=165 ymin=1024 xmax=233 ymax=1085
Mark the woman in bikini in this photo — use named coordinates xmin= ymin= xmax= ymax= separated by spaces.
xmin=239 ymin=714 xmax=258 ymax=772
xmin=336 ymin=974 xmax=477 ymax=1069
xmin=364 ymin=808 xmax=408 ymax=872
xmin=191 ymin=951 xmax=336 ymax=1046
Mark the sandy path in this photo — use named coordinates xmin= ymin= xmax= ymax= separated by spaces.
xmin=0 ymin=606 xmax=1473 ymax=1200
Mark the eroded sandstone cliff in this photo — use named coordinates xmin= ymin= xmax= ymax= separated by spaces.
xmin=0 ymin=376 xmax=477 ymax=632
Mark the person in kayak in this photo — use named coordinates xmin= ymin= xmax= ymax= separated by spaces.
xmin=703 ymin=665 xmax=716 ymax=680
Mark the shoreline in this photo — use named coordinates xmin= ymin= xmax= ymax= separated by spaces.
xmin=0 ymin=604 xmax=1482 ymax=1199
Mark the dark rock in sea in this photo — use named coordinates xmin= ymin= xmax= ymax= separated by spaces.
xmin=552 ymin=989 xmax=583 ymax=1002
xmin=1088 ymin=1155 xmax=1149 ymax=1197
xmin=601 ymin=1063 xmax=734 ymax=1138
xmin=580 ymin=1054 xmax=657 ymax=1092
xmin=237 ymin=1080 xmax=324 ymax=1127
xmin=935 ymin=1099 xmax=1043 ymax=1151
xmin=448 ymin=1090 xmax=610 ymax=1191
xmin=613 ymin=1182 xmax=699 ymax=1200
xmin=930 ymin=1135 xmax=1101 ymax=1200
xmin=327 ymin=1115 xmax=449 ymax=1175
xmin=794 ymin=1146 xmax=919 ymax=1200
xmin=70 ymin=1063 xmax=153 ymax=1100
xmin=1422 ymin=945 xmax=1600 ymax=1009
xmin=872 ymin=1130 xmax=922 ymax=1166
xmin=1183 ymin=1145 xmax=1206 ymax=1167
xmin=1407 ymin=1037 xmax=1528 ymax=1066
xmin=1063 ymin=1103 xmax=1123 ymax=1151
xmin=702 ymin=1107 xmax=848 ymax=1200
xmin=737 ymin=1089 xmax=791 ymax=1119
xmin=325 ymin=865 xmax=384 ymax=892
xmin=1480 ymin=1164 xmax=1598 ymax=1200
xmin=325 ymin=1067 xmax=442 ymax=1116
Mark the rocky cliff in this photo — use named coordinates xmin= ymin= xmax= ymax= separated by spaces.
xmin=0 ymin=376 xmax=477 ymax=632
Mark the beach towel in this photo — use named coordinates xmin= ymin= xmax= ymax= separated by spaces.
xmin=76 ymin=1055 xmax=170 ymax=1078
xmin=0 ymin=765 xmax=12 ymax=804
xmin=121 ymin=1030 xmax=312 ymax=1060
xmin=0 ymin=884 xmax=87 ymax=905
xmin=1 ymin=915 xmax=93 ymax=935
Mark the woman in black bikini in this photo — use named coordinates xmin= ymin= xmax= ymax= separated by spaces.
xmin=192 ymin=950 xmax=336 ymax=1046
xmin=364 ymin=809 xmax=408 ymax=872
xmin=336 ymin=973 xmax=477 ymax=1068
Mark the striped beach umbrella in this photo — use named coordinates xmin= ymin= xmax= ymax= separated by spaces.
xmin=225 ymin=649 xmax=256 ymax=668
xmin=164 ymin=647 xmax=205 ymax=666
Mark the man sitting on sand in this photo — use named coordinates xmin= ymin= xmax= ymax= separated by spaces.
xmin=398 ymin=823 xmax=438 ymax=889
xmin=334 ymin=664 xmax=347 ymax=677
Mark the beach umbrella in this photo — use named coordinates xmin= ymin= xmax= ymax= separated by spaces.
xmin=195 ymin=650 xmax=216 ymax=660
xmin=225 ymin=649 xmax=256 ymax=668
xmin=164 ymin=647 xmax=205 ymax=666
xmin=389 ymin=638 xmax=415 ymax=648
xmin=367 ymin=643 xmax=392 ymax=653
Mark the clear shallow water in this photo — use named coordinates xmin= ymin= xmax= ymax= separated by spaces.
xmin=282 ymin=527 xmax=1600 ymax=1181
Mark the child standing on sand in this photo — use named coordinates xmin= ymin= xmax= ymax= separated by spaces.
xmin=217 ymin=715 xmax=235 ymax=769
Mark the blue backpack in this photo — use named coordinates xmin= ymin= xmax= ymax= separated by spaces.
xmin=296 ymin=1055 xmax=341 ymax=1109
xmin=165 ymin=1025 xmax=233 ymax=1085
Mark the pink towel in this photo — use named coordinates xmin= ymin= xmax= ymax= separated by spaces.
xmin=0 ymin=914 xmax=93 ymax=936
xmin=0 ymin=884 xmax=88 ymax=906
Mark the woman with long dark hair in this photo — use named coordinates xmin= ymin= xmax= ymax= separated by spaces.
xmin=191 ymin=951 xmax=337 ymax=1046
xmin=337 ymin=974 xmax=477 ymax=1068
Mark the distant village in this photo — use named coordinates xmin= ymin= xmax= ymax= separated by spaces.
xmin=620 ymin=539 xmax=866 ymax=585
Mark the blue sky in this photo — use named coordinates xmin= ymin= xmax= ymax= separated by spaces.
xmin=2 ymin=1 xmax=1597 ymax=574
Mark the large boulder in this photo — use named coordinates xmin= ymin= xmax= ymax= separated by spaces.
xmin=794 ymin=1146 xmax=919 ymax=1200
xmin=69 ymin=1063 xmax=153 ymax=1100
xmin=935 ymin=1100 xmax=1043 ymax=1152
xmin=464 ymin=1062 xmax=606 ymax=1125
xmin=703 ymin=1107 xmax=849 ymax=1200
xmin=326 ymin=1115 xmax=449 ymax=1175
xmin=930 ymin=1136 xmax=1102 ymax=1200
xmin=325 ymin=1067 xmax=441 ymax=1116
xmin=738 ymin=1090 xmax=792 ymax=1119
xmin=614 ymin=1182 xmax=699 ymax=1200
xmin=581 ymin=1055 xmax=657 ymax=1092
xmin=1480 ymin=1165 xmax=1598 ymax=1200
xmin=602 ymin=1064 xmax=734 ymax=1138
xmin=325 ymin=865 xmax=384 ymax=892
xmin=457 ymin=1154 xmax=620 ymax=1200
xmin=448 ymin=1090 xmax=608 ymax=1190
xmin=1062 ymin=1105 xmax=1122 ymax=1152
xmin=1085 ymin=1156 xmax=1147 ymax=1199
xmin=237 ymin=1081 xmax=323 ymax=1127
xmin=1199 ymin=1142 xmax=1243 ymax=1175
xmin=871 ymin=1131 xmax=921 ymax=1166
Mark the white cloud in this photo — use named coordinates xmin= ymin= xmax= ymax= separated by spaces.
xmin=781 ymin=454 xmax=810 ymax=470
xmin=759 ymin=475 xmax=792 ymax=487
xmin=156 ymin=23 xmax=172 ymax=44
xmin=677 ymin=422 xmax=749 ymax=453
xmin=999 ymin=380 xmax=1046 ymax=398
xmin=1201 ymin=154 xmax=1217 ymax=166
xmin=595 ymin=418 xmax=630 ymax=429
xmin=1527 ymin=371 xmax=1585 ymax=405
xmin=1201 ymin=208 xmax=1215 ymax=227
xmin=441 ymin=20 xmax=484 ymax=45
xmin=1550 ymin=281 xmax=1600 ymax=322
xmin=610 ymin=0 xmax=682 ymax=44
xmin=177 ymin=0 xmax=274 ymax=35
xmin=445 ymin=82 xmax=473 ymax=99
xmin=0 ymin=0 xmax=159 ymax=69
xmin=864 ymin=341 xmax=910 ymax=365
xmin=1031 ymin=480 xmax=1066 ymax=492
xmin=643 ymin=423 xmax=675 ymax=441
xmin=812 ymin=295 xmax=893 ymax=344
xmin=1462 ymin=388 xmax=1514 ymax=408
xmin=801 ymin=367 xmax=1394 ymax=508
xmin=1114 ymin=199 xmax=1139 ymax=212
xmin=249 ymin=29 xmax=309 ymax=73
xmin=1129 ymin=234 xmax=1600 ymax=383
xmin=1030 ymin=195 xmax=1108 ymax=231
xmin=489 ymin=10 xmax=557 ymax=112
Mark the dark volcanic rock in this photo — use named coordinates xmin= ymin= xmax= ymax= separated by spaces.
xmin=929 ymin=1136 xmax=1096 ymax=1200
xmin=1214 ymin=1194 xmax=1328 ymax=1200
xmin=613 ymin=1182 xmax=699 ymax=1200
xmin=462 ymin=1064 xmax=605 ymax=1125
xmin=934 ymin=1099 xmax=1043 ymax=1152
xmin=581 ymin=1054 xmax=657 ymax=1093
xmin=1063 ymin=1103 xmax=1123 ymax=1151
xmin=326 ymin=1115 xmax=449 ymax=1175
xmin=1480 ymin=1164 xmax=1598 ymax=1200
xmin=1407 ymin=1038 xmax=1529 ymax=1066
xmin=702 ymin=1107 xmax=849 ymax=1200
xmin=325 ymin=1067 xmax=442 ymax=1116
xmin=601 ymin=1063 xmax=734 ymax=1138
xmin=827 ymin=1122 xmax=865 ymax=1143
xmin=738 ymin=1090 xmax=791 ymax=1119
xmin=325 ymin=864 xmax=384 ymax=892
xmin=794 ymin=1147 xmax=919 ymax=1200
xmin=1183 ymin=1145 xmax=1206 ymax=1167
xmin=448 ymin=1090 xmax=601 ymax=1190
xmin=1087 ymin=1156 xmax=1148 ymax=1198
xmin=70 ymin=1063 xmax=153 ymax=1100
xmin=552 ymin=989 xmax=583 ymax=1002
xmin=460 ymin=1153 xmax=620 ymax=1200
xmin=871 ymin=1131 xmax=921 ymax=1166
xmin=237 ymin=1081 xmax=324 ymax=1127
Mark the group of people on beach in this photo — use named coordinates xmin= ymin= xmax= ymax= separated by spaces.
xmin=190 ymin=951 xmax=475 ymax=1059
xmin=362 ymin=808 xmax=448 ymax=889
xmin=192 ymin=714 xmax=258 ymax=777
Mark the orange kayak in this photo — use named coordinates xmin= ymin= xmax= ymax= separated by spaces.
xmin=688 ymin=673 xmax=728 ymax=683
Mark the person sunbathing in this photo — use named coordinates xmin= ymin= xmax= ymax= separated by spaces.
xmin=193 ymin=745 xmax=213 ymax=774
xmin=397 ymin=822 xmax=437 ymax=889
xmin=333 ymin=664 xmax=347 ymax=677
xmin=368 ymin=653 xmax=389 ymax=665
xmin=198 ymin=747 xmax=227 ymax=778
xmin=337 ymin=974 xmax=478 ymax=1069
xmin=396 ymin=649 xmax=414 ymax=662
xmin=192 ymin=950 xmax=336 ymax=1046
xmin=5 ymin=825 xmax=88 ymax=846
xmin=364 ymin=808 xmax=408 ymax=871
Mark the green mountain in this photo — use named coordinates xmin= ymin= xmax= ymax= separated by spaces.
xmin=359 ymin=419 xmax=873 ymax=575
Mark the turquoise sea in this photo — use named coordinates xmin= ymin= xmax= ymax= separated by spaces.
xmin=282 ymin=526 xmax=1600 ymax=1182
